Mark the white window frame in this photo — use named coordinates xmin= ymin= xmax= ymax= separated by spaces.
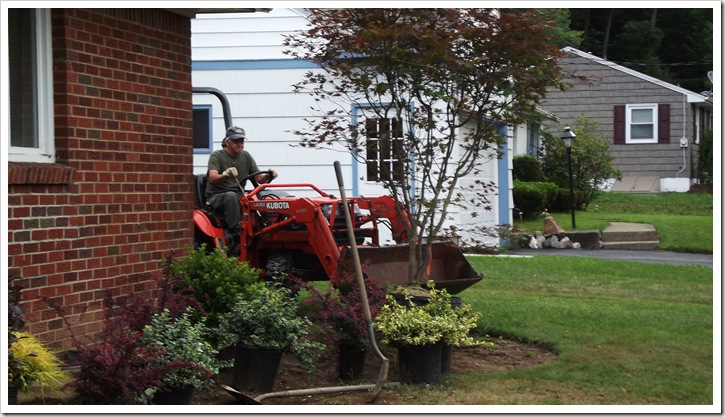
xmin=625 ymin=103 xmax=657 ymax=144
xmin=526 ymin=121 xmax=540 ymax=156
xmin=9 ymin=9 xmax=55 ymax=163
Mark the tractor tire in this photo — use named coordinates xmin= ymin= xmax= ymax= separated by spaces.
xmin=264 ymin=254 xmax=293 ymax=287
xmin=194 ymin=226 xmax=216 ymax=253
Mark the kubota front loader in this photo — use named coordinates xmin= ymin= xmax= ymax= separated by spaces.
xmin=192 ymin=170 xmax=481 ymax=294
xmin=191 ymin=87 xmax=481 ymax=294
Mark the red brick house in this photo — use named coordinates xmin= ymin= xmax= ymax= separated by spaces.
xmin=6 ymin=8 xmax=265 ymax=351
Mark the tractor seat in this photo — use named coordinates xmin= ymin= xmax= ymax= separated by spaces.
xmin=193 ymin=174 xmax=210 ymax=210
xmin=193 ymin=174 xmax=226 ymax=229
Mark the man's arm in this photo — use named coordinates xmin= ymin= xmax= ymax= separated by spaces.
xmin=208 ymin=169 xmax=227 ymax=185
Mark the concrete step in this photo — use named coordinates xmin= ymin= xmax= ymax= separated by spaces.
xmin=601 ymin=222 xmax=660 ymax=250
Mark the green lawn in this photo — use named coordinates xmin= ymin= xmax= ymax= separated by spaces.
xmin=409 ymin=255 xmax=714 ymax=405
xmin=513 ymin=192 xmax=714 ymax=254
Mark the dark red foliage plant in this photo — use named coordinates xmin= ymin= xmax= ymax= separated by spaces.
xmin=45 ymin=251 xmax=207 ymax=404
xmin=290 ymin=270 xmax=387 ymax=351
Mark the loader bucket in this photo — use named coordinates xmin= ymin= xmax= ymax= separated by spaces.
xmin=338 ymin=241 xmax=482 ymax=294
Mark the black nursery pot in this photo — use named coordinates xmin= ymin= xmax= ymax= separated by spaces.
xmin=397 ymin=342 xmax=443 ymax=385
xmin=338 ymin=345 xmax=366 ymax=380
xmin=232 ymin=344 xmax=283 ymax=393
xmin=8 ymin=387 xmax=18 ymax=405
xmin=152 ymin=386 xmax=195 ymax=405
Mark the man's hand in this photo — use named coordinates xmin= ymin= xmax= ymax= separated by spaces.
xmin=222 ymin=167 xmax=238 ymax=178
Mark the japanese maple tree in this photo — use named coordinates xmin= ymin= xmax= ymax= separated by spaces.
xmin=285 ymin=8 xmax=567 ymax=284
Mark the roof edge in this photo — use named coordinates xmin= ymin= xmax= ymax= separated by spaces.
xmin=164 ymin=8 xmax=272 ymax=19
xmin=561 ymin=46 xmax=708 ymax=103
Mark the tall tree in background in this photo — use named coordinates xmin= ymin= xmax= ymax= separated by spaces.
xmin=569 ymin=7 xmax=712 ymax=92
xmin=530 ymin=9 xmax=583 ymax=48
xmin=284 ymin=9 xmax=566 ymax=284
xmin=609 ymin=20 xmax=668 ymax=80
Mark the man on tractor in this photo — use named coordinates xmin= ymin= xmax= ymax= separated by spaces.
xmin=205 ymin=126 xmax=277 ymax=256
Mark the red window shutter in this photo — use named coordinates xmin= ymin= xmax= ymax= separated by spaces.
xmin=613 ymin=105 xmax=625 ymax=144
xmin=658 ymin=103 xmax=670 ymax=144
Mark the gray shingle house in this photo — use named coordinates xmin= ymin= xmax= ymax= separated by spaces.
xmin=540 ymin=47 xmax=713 ymax=192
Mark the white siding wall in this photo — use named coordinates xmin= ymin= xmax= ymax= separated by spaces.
xmin=192 ymin=9 xmax=308 ymax=60
xmin=192 ymin=9 xmax=349 ymax=197
xmin=191 ymin=8 xmax=510 ymax=247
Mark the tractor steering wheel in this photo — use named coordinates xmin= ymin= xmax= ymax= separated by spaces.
xmin=240 ymin=170 xmax=276 ymax=189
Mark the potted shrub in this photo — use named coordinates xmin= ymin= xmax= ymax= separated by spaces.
xmin=171 ymin=245 xmax=258 ymax=354
xmin=290 ymin=274 xmax=387 ymax=380
xmin=374 ymin=283 xmax=481 ymax=385
xmin=217 ymin=282 xmax=325 ymax=393
xmin=8 ymin=279 xmax=69 ymax=404
xmin=8 ymin=332 xmax=69 ymax=404
xmin=139 ymin=309 xmax=228 ymax=404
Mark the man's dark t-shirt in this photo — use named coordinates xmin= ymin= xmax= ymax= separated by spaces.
xmin=205 ymin=149 xmax=260 ymax=199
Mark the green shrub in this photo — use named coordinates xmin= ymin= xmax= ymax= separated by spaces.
xmin=218 ymin=283 xmax=325 ymax=369
xmin=513 ymin=155 xmax=546 ymax=182
xmin=512 ymin=180 xmax=559 ymax=218
xmin=696 ymin=129 xmax=713 ymax=183
xmin=172 ymin=245 xmax=258 ymax=329
xmin=540 ymin=116 xmax=621 ymax=207
xmin=547 ymin=187 xmax=589 ymax=212
xmin=140 ymin=309 xmax=227 ymax=402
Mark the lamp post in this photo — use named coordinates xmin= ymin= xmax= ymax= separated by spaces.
xmin=561 ymin=127 xmax=576 ymax=229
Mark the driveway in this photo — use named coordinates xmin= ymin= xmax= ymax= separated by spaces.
xmin=504 ymin=248 xmax=713 ymax=268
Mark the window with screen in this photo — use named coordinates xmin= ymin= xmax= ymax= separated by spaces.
xmin=365 ymin=117 xmax=404 ymax=182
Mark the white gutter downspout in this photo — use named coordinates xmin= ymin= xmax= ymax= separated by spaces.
xmin=676 ymin=94 xmax=688 ymax=177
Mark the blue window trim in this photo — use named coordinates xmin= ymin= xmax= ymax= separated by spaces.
xmin=497 ymin=124 xmax=510 ymax=227
xmin=192 ymin=59 xmax=319 ymax=71
xmin=193 ymin=104 xmax=213 ymax=154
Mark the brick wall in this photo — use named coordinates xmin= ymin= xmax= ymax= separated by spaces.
xmin=8 ymin=8 xmax=194 ymax=351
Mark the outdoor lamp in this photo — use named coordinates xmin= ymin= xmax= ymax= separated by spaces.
xmin=561 ymin=127 xmax=576 ymax=229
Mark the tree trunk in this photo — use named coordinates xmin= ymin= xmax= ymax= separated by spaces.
xmin=602 ymin=9 xmax=614 ymax=59
xmin=582 ymin=9 xmax=591 ymax=51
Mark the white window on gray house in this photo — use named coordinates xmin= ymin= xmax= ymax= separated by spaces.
xmin=626 ymin=104 xmax=657 ymax=143
xmin=365 ymin=117 xmax=404 ymax=182
xmin=613 ymin=103 xmax=670 ymax=145
xmin=193 ymin=105 xmax=213 ymax=153
xmin=527 ymin=121 xmax=540 ymax=156
xmin=8 ymin=8 xmax=54 ymax=163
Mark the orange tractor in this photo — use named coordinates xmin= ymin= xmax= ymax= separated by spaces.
xmin=191 ymin=88 xmax=481 ymax=294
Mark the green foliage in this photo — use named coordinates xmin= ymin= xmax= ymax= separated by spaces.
xmin=696 ymin=129 xmax=713 ymax=182
xmin=512 ymin=180 xmax=560 ymax=218
xmin=140 ymin=309 xmax=227 ymax=401
xmin=218 ymin=283 xmax=324 ymax=369
xmin=540 ymin=116 xmax=621 ymax=208
xmin=570 ymin=8 xmax=713 ymax=92
xmin=532 ymin=9 xmax=583 ymax=47
xmin=8 ymin=331 xmax=69 ymax=394
xmin=374 ymin=283 xmax=481 ymax=347
xmin=512 ymin=155 xmax=546 ymax=182
xmin=172 ymin=245 xmax=258 ymax=328
xmin=609 ymin=20 xmax=667 ymax=80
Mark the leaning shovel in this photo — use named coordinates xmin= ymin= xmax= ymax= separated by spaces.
xmin=221 ymin=161 xmax=394 ymax=404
